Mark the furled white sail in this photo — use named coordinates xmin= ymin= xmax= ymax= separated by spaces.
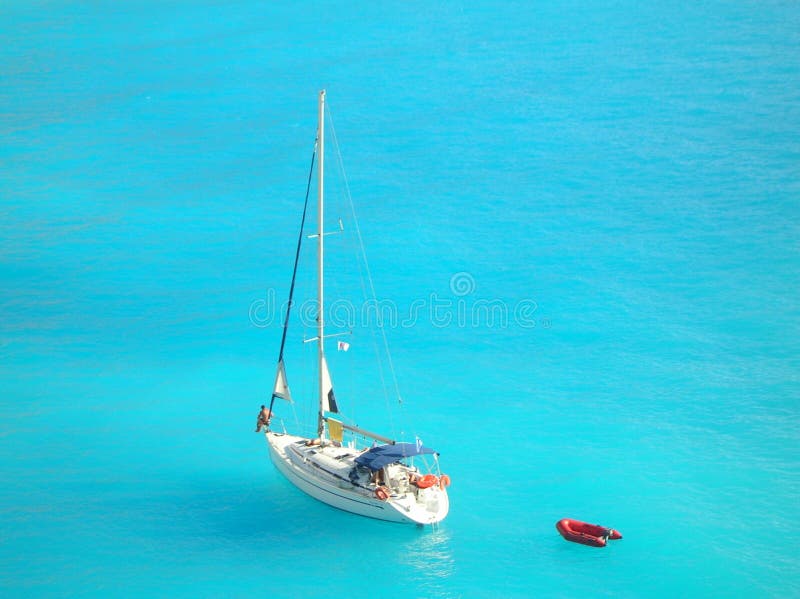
xmin=273 ymin=359 xmax=293 ymax=402
xmin=320 ymin=355 xmax=338 ymax=413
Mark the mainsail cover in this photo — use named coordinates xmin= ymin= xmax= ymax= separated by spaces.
xmin=320 ymin=355 xmax=339 ymax=413
xmin=272 ymin=359 xmax=293 ymax=402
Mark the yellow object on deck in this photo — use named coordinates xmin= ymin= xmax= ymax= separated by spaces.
xmin=327 ymin=418 xmax=344 ymax=443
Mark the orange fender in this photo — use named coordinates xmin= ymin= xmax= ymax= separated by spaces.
xmin=416 ymin=474 xmax=438 ymax=489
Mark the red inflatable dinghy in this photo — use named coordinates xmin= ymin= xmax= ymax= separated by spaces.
xmin=556 ymin=518 xmax=622 ymax=547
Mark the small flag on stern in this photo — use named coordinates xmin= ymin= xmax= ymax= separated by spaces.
xmin=337 ymin=341 xmax=350 ymax=352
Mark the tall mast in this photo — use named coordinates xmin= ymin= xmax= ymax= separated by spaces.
xmin=317 ymin=89 xmax=326 ymax=439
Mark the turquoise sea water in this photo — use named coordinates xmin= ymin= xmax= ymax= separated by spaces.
xmin=2 ymin=1 xmax=799 ymax=597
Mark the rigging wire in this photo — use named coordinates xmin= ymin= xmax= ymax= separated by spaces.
xmin=325 ymin=111 xmax=390 ymax=435
xmin=268 ymin=138 xmax=317 ymax=422
xmin=326 ymin=103 xmax=406 ymax=438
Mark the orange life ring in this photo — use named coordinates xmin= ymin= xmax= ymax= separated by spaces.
xmin=374 ymin=486 xmax=389 ymax=501
xmin=416 ymin=474 xmax=438 ymax=489
xmin=439 ymin=474 xmax=451 ymax=489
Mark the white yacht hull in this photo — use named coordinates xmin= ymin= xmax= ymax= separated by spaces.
xmin=266 ymin=431 xmax=449 ymax=525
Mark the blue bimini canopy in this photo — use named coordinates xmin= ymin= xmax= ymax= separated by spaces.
xmin=354 ymin=442 xmax=436 ymax=471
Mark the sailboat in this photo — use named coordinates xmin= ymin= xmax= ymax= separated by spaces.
xmin=262 ymin=90 xmax=450 ymax=525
